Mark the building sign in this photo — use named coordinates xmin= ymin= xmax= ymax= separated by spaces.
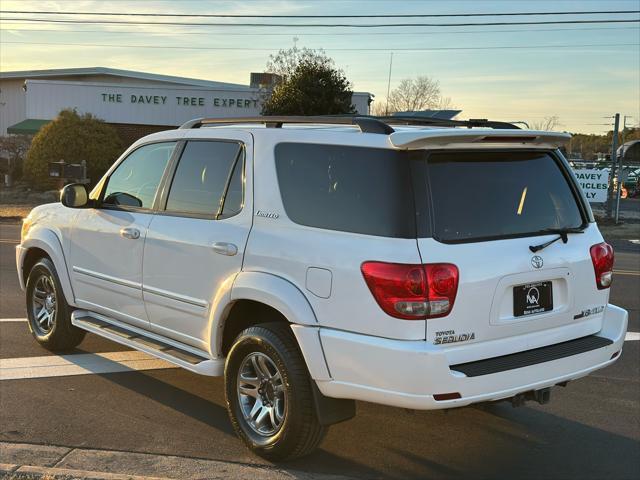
xmin=100 ymin=93 xmax=259 ymax=109
xmin=573 ymin=168 xmax=609 ymax=203
xmin=25 ymin=80 xmax=265 ymax=127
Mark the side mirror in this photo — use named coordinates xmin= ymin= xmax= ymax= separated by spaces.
xmin=60 ymin=183 xmax=89 ymax=208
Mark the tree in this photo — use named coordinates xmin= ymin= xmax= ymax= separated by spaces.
xmin=266 ymin=44 xmax=332 ymax=81
xmin=0 ymin=134 xmax=31 ymax=185
xmin=23 ymin=109 xmax=123 ymax=190
xmin=567 ymin=127 xmax=640 ymax=161
xmin=386 ymin=76 xmax=449 ymax=114
xmin=531 ymin=115 xmax=562 ymax=131
xmin=262 ymin=59 xmax=356 ymax=116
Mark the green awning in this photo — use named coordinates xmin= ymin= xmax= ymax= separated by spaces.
xmin=7 ymin=119 xmax=50 ymax=135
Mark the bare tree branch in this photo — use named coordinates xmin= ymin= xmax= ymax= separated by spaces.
xmin=531 ymin=115 xmax=563 ymax=131
xmin=386 ymin=76 xmax=449 ymax=114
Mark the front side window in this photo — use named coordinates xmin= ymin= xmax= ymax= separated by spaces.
xmin=102 ymin=142 xmax=175 ymax=208
xmin=165 ymin=140 xmax=242 ymax=217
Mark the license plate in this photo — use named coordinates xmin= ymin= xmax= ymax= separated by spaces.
xmin=513 ymin=281 xmax=553 ymax=317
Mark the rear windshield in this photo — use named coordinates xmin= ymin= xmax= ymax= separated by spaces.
xmin=426 ymin=151 xmax=585 ymax=242
xmin=275 ymin=143 xmax=415 ymax=238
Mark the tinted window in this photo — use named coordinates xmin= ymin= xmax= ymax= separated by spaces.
xmin=166 ymin=141 xmax=241 ymax=216
xmin=427 ymin=151 xmax=584 ymax=242
xmin=103 ymin=142 xmax=175 ymax=208
xmin=221 ymin=150 xmax=244 ymax=218
xmin=275 ymin=143 xmax=415 ymax=238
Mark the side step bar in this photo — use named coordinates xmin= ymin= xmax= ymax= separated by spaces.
xmin=71 ymin=311 xmax=224 ymax=376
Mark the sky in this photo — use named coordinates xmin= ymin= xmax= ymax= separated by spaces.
xmin=0 ymin=0 xmax=638 ymax=134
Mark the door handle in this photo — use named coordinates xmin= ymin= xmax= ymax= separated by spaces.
xmin=120 ymin=227 xmax=140 ymax=240
xmin=212 ymin=242 xmax=238 ymax=256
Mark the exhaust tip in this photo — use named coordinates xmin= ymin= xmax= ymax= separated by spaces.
xmin=511 ymin=387 xmax=552 ymax=407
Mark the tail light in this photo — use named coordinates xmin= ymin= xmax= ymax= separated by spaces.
xmin=361 ymin=262 xmax=459 ymax=320
xmin=590 ymin=242 xmax=614 ymax=289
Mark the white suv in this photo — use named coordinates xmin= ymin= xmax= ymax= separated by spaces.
xmin=16 ymin=116 xmax=628 ymax=460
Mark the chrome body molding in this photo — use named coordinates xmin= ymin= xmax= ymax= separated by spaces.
xmin=72 ymin=266 xmax=141 ymax=290
xmin=143 ymin=284 xmax=209 ymax=309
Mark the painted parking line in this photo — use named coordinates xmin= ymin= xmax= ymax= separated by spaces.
xmin=614 ymin=270 xmax=640 ymax=276
xmin=0 ymin=351 xmax=177 ymax=381
xmin=2 ymin=317 xmax=640 ymax=340
xmin=1 ymin=316 xmax=638 ymax=383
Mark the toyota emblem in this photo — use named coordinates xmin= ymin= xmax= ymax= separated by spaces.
xmin=531 ymin=255 xmax=544 ymax=269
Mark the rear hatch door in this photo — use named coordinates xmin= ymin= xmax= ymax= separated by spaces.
xmin=416 ymin=150 xmax=609 ymax=360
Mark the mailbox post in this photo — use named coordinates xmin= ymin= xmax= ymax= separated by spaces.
xmin=49 ymin=160 xmax=89 ymax=188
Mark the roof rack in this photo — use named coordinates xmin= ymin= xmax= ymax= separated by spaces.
xmin=179 ymin=116 xmax=394 ymax=134
xmin=178 ymin=115 xmax=520 ymax=134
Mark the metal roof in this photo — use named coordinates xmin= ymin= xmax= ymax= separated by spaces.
xmin=0 ymin=67 xmax=250 ymax=91
xmin=392 ymin=110 xmax=463 ymax=120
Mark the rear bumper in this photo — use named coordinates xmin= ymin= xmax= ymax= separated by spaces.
xmin=310 ymin=304 xmax=627 ymax=410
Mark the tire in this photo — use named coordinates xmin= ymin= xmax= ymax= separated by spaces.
xmin=224 ymin=323 xmax=326 ymax=461
xmin=25 ymin=258 xmax=85 ymax=351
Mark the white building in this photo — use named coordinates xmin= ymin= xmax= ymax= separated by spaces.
xmin=0 ymin=67 xmax=372 ymax=144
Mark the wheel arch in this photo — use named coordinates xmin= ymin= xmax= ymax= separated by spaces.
xmin=20 ymin=228 xmax=75 ymax=306
xmin=210 ymin=271 xmax=331 ymax=381
xmin=211 ymin=271 xmax=317 ymax=353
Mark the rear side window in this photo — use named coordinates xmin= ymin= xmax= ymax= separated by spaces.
xmin=275 ymin=143 xmax=415 ymax=238
xmin=220 ymin=153 xmax=244 ymax=218
xmin=166 ymin=140 xmax=242 ymax=217
xmin=426 ymin=151 xmax=585 ymax=242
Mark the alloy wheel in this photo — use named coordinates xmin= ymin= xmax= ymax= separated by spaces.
xmin=237 ymin=352 xmax=287 ymax=436
xmin=31 ymin=274 xmax=57 ymax=335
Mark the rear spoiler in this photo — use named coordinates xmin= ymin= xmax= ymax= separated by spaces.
xmin=389 ymin=129 xmax=571 ymax=150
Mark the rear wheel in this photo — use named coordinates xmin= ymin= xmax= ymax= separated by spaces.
xmin=26 ymin=258 xmax=85 ymax=351
xmin=224 ymin=323 xmax=326 ymax=461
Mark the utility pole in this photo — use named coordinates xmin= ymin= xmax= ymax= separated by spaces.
xmin=614 ymin=115 xmax=633 ymax=223
xmin=605 ymin=113 xmax=620 ymax=219
xmin=385 ymin=52 xmax=393 ymax=116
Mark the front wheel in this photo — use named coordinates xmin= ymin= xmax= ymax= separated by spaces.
xmin=224 ymin=323 xmax=326 ymax=461
xmin=26 ymin=258 xmax=85 ymax=351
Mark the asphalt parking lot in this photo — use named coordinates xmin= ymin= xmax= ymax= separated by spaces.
xmin=1 ymin=221 xmax=639 ymax=479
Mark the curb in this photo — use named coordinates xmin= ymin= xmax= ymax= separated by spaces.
xmin=2 ymin=464 xmax=169 ymax=479
xmin=0 ymin=442 xmax=354 ymax=480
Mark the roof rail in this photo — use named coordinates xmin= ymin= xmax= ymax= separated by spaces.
xmin=178 ymin=115 xmax=520 ymax=133
xmin=179 ymin=116 xmax=395 ymax=134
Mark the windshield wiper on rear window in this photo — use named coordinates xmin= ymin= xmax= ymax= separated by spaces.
xmin=529 ymin=227 xmax=585 ymax=253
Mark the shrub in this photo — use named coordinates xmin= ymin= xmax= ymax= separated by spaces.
xmin=23 ymin=109 xmax=123 ymax=190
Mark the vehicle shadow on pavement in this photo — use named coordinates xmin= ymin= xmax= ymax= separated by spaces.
xmin=67 ymin=349 xmax=236 ymax=437
xmin=55 ymin=351 xmax=639 ymax=480
xmin=285 ymin=401 xmax=640 ymax=480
